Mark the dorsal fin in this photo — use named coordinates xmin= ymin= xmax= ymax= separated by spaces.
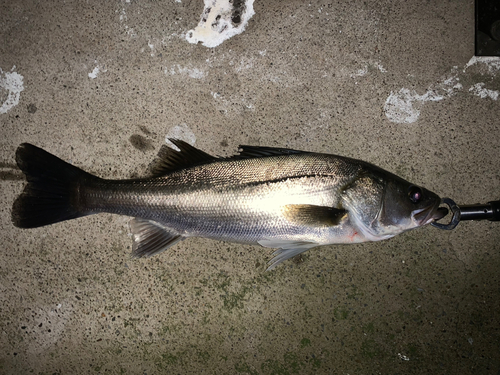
xmin=233 ymin=145 xmax=307 ymax=160
xmin=149 ymin=139 xmax=217 ymax=177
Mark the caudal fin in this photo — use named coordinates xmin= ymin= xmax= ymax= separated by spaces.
xmin=12 ymin=143 xmax=95 ymax=228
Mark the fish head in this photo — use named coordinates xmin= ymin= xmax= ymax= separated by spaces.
xmin=342 ymin=170 xmax=446 ymax=240
xmin=378 ymin=178 xmax=446 ymax=232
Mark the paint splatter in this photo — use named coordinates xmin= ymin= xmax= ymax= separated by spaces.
xmin=88 ymin=67 xmax=100 ymax=79
xmin=210 ymin=91 xmax=254 ymax=115
xmin=469 ymin=83 xmax=499 ymax=100
xmin=234 ymin=56 xmax=254 ymax=73
xmin=118 ymin=0 xmax=136 ymax=38
xmin=350 ymin=66 xmax=369 ymax=78
xmin=165 ymin=124 xmax=197 ymax=150
xmin=463 ymin=56 xmax=500 ymax=74
xmin=384 ymin=88 xmax=444 ymax=124
xmin=88 ymin=61 xmax=106 ymax=79
xmin=148 ymin=41 xmax=155 ymax=57
xmin=0 ymin=66 xmax=24 ymax=114
xmin=165 ymin=65 xmax=207 ymax=79
xmin=349 ymin=62 xmax=386 ymax=78
xmin=186 ymin=0 xmax=255 ymax=48
xmin=384 ymin=57 xmax=499 ymax=124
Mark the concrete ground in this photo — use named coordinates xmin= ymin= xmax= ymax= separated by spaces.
xmin=1 ymin=0 xmax=499 ymax=373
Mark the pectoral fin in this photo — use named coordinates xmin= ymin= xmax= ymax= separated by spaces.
xmin=129 ymin=218 xmax=184 ymax=257
xmin=258 ymin=239 xmax=319 ymax=271
xmin=282 ymin=204 xmax=347 ymax=227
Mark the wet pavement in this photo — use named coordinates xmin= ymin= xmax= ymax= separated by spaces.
xmin=1 ymin=0 xmax=499 ymax=373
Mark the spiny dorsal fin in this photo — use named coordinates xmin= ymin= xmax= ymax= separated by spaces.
xmin=282 ymin=204 xmax=347 ymax=227
xmin=233 ymin=145 xmax=307 ymax=159
xmin=149 ymin=139 xmax=217 ymax=177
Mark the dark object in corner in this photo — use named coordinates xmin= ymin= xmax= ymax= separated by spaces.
xmin=476 ymin=0 xmax=500 ymax=56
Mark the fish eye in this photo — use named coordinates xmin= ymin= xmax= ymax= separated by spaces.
xmin=408 ymin=186 xmax=423 ymax=203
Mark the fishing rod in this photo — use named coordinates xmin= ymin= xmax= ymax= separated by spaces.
xmin=432 ymin=198 xmax=500 ymax=230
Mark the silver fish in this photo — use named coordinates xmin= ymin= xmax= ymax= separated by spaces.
xmin=12 ymin=140 xmax=447 ymax=270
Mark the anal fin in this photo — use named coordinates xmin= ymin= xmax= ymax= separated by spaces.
xmin=258 ymin=239 xmax=319 ymax=271
xmin=129 ymin=218 xmax=184 ymax=257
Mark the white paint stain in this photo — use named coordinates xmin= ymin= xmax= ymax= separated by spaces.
xmin=119 ymin=8 xmax=126 ymax=22
xmin=469 ymin=83 xmax=499 ymax=100
xmin=384 ymin=88 xmax=444 ymax=124
xmin=384 ymin=57 xmax=499 ymax=124
xmin=186 ymin=0 xmax=255 ymax=48
xmin=463 ymin=56 xmax=500 ymax=74
xmin=165 ymin=65 xmax=207 ymax=79
xmin=0 ymin=66 xmax=24 ymax=114
xmin=118 ymin=0 xmax=136 ymax=37
xmin=126 ymin=27 xmax=137 ymax=37
xmin=148 ymin=40 xmax=155 ymax=56
xmin=374 ymin=62 xmax=387 ymax=73
xmin=234 ymin=57 xmax=254 ymax=73
xmin=88 ymin=61 xmax=106 ymax=79
xmin=210 ymin=91 xmax=254 ymax=115
xmin=165 ymin=124 xmax=197 ymax=150
xmin=88 ymin=67 xmax=100 ymax=79
xmin=350 ymin=66 xmax=368 ymax=78
xmin=211 ymin=91 xmax=228 ymax=115
xmin=350 ymin=61 xmax=387 ymax=79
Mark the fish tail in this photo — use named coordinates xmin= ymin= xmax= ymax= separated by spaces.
xmin=12 ymin=143 xmax=96 ymax=228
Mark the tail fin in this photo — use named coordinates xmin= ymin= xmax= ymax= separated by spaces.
xmin=12 ymin=143 xmax=95 ymax=228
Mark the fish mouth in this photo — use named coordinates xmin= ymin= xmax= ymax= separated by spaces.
xmin=412 ymin=200 xmax=448 ymax=226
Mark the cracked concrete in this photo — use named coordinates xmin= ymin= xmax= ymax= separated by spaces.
xmin=1 ymin=0 xmax=499 ymax=374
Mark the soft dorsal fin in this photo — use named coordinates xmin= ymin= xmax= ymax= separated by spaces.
xmin=233 ymin=145 xmax=307 ymax=160
xmin=282 ymin=204 xmax=347 ymax=227
xmin=149 ymin=139 xmax=217 ymax=177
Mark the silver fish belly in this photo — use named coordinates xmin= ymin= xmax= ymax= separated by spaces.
xmin=12 ymin=140 xmax=446 ymax=269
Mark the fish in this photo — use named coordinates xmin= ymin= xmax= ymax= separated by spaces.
xmin=11 ymin=140 xmax=447 ymax=270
